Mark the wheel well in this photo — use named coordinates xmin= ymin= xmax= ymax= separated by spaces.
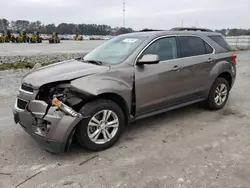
xmin=217 ymin=72 xmax=232 ymax=88
xmin=69 ymin=93 xmax=130 ymax=151
xmin=72 ymin=93 xmax=130 ymax=125
xmin=97 ymin=93 xmax=129 ymax=124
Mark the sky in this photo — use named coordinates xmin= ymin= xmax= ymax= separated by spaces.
xmin=1 ymin=0 xmax=250 ymax=30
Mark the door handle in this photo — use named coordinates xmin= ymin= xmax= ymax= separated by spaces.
xmin=172 ymin=65 xmax=180 ymax=71
xmin=207 ymin=58 xmax=214 ymax=63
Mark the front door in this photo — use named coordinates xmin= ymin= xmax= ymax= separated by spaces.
xmin=135 ymin=36 xmax=184 ymax=116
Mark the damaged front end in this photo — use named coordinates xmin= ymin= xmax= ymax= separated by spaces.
xmin=13 ymin=81 xmax=89 ymax=154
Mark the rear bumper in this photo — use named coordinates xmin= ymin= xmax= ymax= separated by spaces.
xmin=12 ymin=99 xmax=84 ymax=154
xmin=230 ymin=65 xmax=236 ymax=90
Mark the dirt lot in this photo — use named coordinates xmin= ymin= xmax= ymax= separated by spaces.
xmin=0 ymin=51 xmax=250 ymax=188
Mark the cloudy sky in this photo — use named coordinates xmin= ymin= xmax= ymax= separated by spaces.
xmin=1 ymin=0 xmax=250 ymax=30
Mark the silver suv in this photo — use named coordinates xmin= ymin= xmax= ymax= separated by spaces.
xmin=13 ymin=27 xmax=237 ymax=153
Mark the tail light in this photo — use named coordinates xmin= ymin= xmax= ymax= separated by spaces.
xmin=232 ymin=54 xmax=237 ymax=65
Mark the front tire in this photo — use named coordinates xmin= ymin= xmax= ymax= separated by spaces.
xmin=76 ymin=99 xmax=125 ymax=151
xmin=206 ymin=77 xmax=230 ymax=110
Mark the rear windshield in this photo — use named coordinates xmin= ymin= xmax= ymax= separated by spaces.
xmin=208 ymin=35 xmax=231 ymax=51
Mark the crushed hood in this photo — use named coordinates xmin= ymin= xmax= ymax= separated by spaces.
xmin=22 ymin=59 xmax=110 ymax=89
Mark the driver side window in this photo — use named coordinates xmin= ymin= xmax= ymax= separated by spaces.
xmin=140 ymin=37 xmax=178 ymax=62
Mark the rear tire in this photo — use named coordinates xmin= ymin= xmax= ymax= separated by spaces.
xmin=76 ymin=99 xmax=125 ymax=151
xmin=206 ymin=77 xmax=230 ymax=110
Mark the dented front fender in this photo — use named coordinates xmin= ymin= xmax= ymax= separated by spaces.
xmin=70 ymin=68 xmax=134 ymax=113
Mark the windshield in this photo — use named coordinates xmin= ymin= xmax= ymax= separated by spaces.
xmin=83 ymin=35 xmax=146 ymax=65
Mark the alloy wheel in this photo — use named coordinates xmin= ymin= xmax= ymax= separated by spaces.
xmin=87 ymin=110 xmax=119 ymax=144
xmin=214 ymin=83 xmax=228 ymax=106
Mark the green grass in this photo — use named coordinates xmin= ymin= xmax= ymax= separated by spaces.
xmin=0 ymin=61 xmax=56 ymax=71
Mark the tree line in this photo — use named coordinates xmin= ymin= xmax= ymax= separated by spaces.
xmin=214 ymin=29 xmax=250 ymax=36
xmin=0 ymin=18 xmax=134 ymax=36
xmin=1 ymin=18 xmax=250 ymax=36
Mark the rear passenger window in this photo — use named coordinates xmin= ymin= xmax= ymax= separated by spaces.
xmin=204 ymin=42 xmax=213 ymax=54
xmin=179 ymin=36 xmax=206 ymax=57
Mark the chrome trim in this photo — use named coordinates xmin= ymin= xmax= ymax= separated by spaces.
xmin=134 ymin=34 xmax=216 ymax=66
xmin=19 ymin=88 xmax=33 ymax=95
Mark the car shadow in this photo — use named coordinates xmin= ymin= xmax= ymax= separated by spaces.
xmin=64 ymin=102 xmax=206 ymax=156
xmin=29 ymin=99 xmax=240 ymax=161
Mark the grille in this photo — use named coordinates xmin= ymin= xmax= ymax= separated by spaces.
xmin=21 ymin=84 xmax=33 ymax=93
xmin=17 ymin=99 xmax=28 ymax=110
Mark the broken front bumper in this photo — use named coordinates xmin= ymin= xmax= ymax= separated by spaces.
xmin=12 ymin=98 xmax=84 ymax=154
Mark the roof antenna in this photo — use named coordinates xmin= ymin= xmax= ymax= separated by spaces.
xmin=123 ymin=0 xmax=126 ymax=28
xmin=195 ymin=20 xmax=199 ymax=28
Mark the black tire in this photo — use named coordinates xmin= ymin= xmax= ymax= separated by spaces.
xmin=206 ymin=77 xmax=230 ymax=110
xmin=76 ymin=99 xmax=125 ymax=151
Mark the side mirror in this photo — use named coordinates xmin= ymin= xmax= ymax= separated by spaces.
xmin=137 ymin=54 xmax=160 ymax=65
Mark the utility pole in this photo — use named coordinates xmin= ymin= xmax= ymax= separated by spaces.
xmin=123 ymin=0 xmax=126 ymax=28
xmin=195 ymin=20 xmax=198 ymax=28
xmin=181 ymin=19 xmax=183 ymax=27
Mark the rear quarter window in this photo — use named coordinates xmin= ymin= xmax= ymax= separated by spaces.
xmin=208 ymin=35 xmax=231 ymax=51
xmin=204 ymin=42 xmax=214 ymax=54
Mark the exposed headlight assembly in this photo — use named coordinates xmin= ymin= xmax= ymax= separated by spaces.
xmin=52 ymin=97 xmax=81 ymax=117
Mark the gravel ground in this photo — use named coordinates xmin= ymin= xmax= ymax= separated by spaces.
xmin=0 ymin=53 xmax=87 ymax=64
xmin=0 ymin=40 xmax=104 ymax=56
xmin=0 ymin=69 xmax=29 ymax=96
xmin=0 ymin=51 xmax=250 ymax=188
xmin=0 ymin=40 xmax=104 ymax=66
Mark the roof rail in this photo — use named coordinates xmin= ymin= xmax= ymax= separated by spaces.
xmin=139 ymin=29 xmax=165 ymax=32
xmin=170 ymin=27 xmax=213 ymax=32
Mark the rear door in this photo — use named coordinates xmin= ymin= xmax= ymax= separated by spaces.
xmin=177 ymin=35 xmax=215 ymax=96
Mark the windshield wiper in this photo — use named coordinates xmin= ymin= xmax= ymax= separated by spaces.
xmin=76 ymin=57 xmax=103 ymax=65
